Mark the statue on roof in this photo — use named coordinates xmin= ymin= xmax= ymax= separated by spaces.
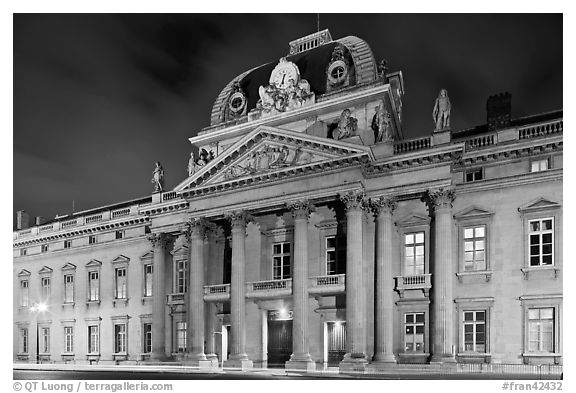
xmin=187 ymin=152 xmax=197 ymax=177
xmin=372 ymin=104 xmax=393 ymax=143
xmin=433 ymin=89 xmax=451 ymax=131
xmin=332 ymin=109 xmax=358 ymax=140
xmin=152 ymin=162 xmax=164 ymax=193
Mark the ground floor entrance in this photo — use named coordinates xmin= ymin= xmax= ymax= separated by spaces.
xmin=267 ymin=312 xmax=293 ymax=368
xmin=326 ymin=321 xmax=346 ymax=366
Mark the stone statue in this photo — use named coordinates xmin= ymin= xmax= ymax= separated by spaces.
xmin=187 ymin=152 xmax=197 ymax=177
xmin=332 ymin=109 xmax=358 ymax=140
xmin=152 ymin=162 xmax=164 ymax=192
xmin=372 ymin=104 xmax=393 ymax=143
xmin=377 ymin=59 xmax=389 ymax=79
xmin=433 ymin=89 xmax=451 ymax=131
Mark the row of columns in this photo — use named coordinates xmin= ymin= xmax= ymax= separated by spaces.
xmin=148 ymin=186 xmax=457 ymax=368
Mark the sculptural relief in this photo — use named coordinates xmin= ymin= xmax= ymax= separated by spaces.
xmin=433 ymin=89 xmax=451 ymax=131
xmin=332 ymin=109 xmax=358 ymax=140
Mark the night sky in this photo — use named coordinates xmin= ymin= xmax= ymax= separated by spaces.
xmin=13 ymin=14 xmax=563 ymax=227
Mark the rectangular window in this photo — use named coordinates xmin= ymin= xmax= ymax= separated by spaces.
xmin=64 ymin=240 xmax=72 ymax=249
xmin=20 ymin=280 xmax=29 ymax=307
xmin=143 ymin=323 xmax=152 ymax=353
xmin=89 ymin=235 xmax=97 ymax=245
xmin=115 ymin=230 xmax=125 ymax=240
xmin=463 ymin=311 xmax=486 ymax=352
xmin=175 ymin=260 xmax=187 ymax=293
xmin=88 ymin=271 xmax=99 ymax=301
xmin=528 ymin=308 xmax=554 ymax=353
xmin=176 ymin=321 xmax=187 ymax=353
xmin=41 ymin=244 xmax=49 ymax=253
xmin=465 ymin=168 xmax=483 ymax=182
xmin=115 ymin=267 xmax=127 ymax=299
xmin=326 ymin=236 xmax=346 ymax=275
xmin=20 ymin=248 xmax=27 ymax=256
xmin=41 ymin=327 xmax=50 ymax=353
xmin=144 ymin=264 xmax=153 ymax=297
xmin=404 ymin=313 xmax=425 ymax=352
xmin=529 ymin=218 xmax=554 ymax=266
xmin=41 ymin=277 xmax=51 ymax=299
xmin=20 ymin=328 xmax=28 ymax=353
xmin=88 ymin=325 xmax=99 ymax=354
xmin=64 ymin=327 xmax=74 ymax=353
xmin=463 ymin=225 xmax=486 ymax=271
xmin=64 ymin=274 xmax=74 ymax=303
xmin=404 ymin=232 xmax=425 ymax=275
xmin=531 ymin=158 xmax=549 ymax=172
xmin=114 ymin=324 xmax=127 ymax=353
xmin=272 ymin=242 xmax=291 ymax=280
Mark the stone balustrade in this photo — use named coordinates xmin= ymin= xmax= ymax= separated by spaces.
xmin=518 ymin=119 xmax=563 ymax=140
xmin=465 ymin=133 xmax=496 ymax=149
xmin=166 ymin=293 xmax=185 ymax=305
xmin=394 ymin=136 xmax=432 ymax=154
xmin=394 ymin=273 xmax=432 ymax=298
xmin=245 ymin=278 xmax=292 ymax=299
xmin=308 ymin=274 xmax=346 ymax=295
xmin=203 ymin=284 xmax=231 ymax=302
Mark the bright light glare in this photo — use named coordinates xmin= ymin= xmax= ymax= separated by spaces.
xmin=32 ymin=303 xmax=48 ymax=313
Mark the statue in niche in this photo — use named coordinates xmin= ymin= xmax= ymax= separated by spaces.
xmin=187 ymin=152 xmax=197 ymax=177
xmin=332 ymin=109 xmax=358 ymax=140
xmin=433 ymin=89 xmax=451 ymax=131
xmin=371 ymin=104 xmax=393 ymax=143
xmin=152 ymin=162 xmax=164 ymax=192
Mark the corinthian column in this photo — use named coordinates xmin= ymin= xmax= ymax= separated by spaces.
xmin=428 ymin=187 xmax=456 ymax=363
xmin=286 ymin=200 xmax=316 ymax=371
xmin=223 ymin=210 xmax=253 ymax=370
xmin=371 ymin=196 xmax=398 ymax=364
xmin=339 ymin=190 xmax=369 ymax=369
xmin=148 ymin=233 xmax=170 ymax=360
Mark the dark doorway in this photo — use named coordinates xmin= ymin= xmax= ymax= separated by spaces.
xmin=327 ymin=321 xmax=346 ymax=366
xmin=267 ymin=319 xmax=293 ymax=367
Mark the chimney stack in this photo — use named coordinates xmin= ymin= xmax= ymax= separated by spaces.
xmin=35 ymin=216 xmax=46 ymax=226
xmin=487 ymin=92 xmax=511 ymax=131
xmin=16 ymin=210 xmax=30 ymax=230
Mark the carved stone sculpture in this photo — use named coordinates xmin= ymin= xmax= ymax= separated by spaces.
xmin=332 ymin=109 xmax=358 ymax=140
xmin=187 ymin=152 xmax=197 ymax=177
xmin=433 ymin=89 xmax=451 ymax=131
xmin=372 ymin=104 xmax=393 ymax=143
xmin=152 ymin=161 xmax=164 ymax=193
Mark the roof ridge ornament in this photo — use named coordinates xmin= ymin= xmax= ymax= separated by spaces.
xmin=288 ymin=29 xmax=333 ymax=55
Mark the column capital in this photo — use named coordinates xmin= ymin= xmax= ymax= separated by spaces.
xmin=225 ymin=210 xmax=255 ymax=230
xmin=185 ymin=217 xmax=215 ymax=240
xmin=370 ymin=195 xmax=398 ymax=217
xmin=147 ymin=233 xmax=171 ymax=249
xmin=287 ymin=199 xmax=316 ymax=220
xmin=339 ymin=189 xmax=368 ymax=213
xmin=427 ymin=187 xmax=456 ymax=210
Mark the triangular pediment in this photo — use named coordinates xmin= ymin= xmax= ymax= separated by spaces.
xmin=112 ymin=255 xmax=130 ymax=264
xmin=85 ymin=259 xmax=102 ymax=268
xmin=175 ymin=126 xmax=372 ymax=191
xmin=18 ymin=269 xmax=31 ymax=277
xmin=454 ymin=206 xmax=494 ymax=220
xmin=38 ymin=266 xmax=53 ymax=275
xmin=171 ymin=245 xmax=189 ymax=257
xmin=61 ymin=263 xmax=77 ymax=271
xmin=140 ymin=250 xmax=154 ymax=260
xmin=396 ymin=213 xmax=430 ymax=227
xmin=518 ymin=197 xmax=561 ymax=213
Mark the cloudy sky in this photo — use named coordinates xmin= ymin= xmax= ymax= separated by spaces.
xmin=13 ymin=14 xmax=562 ymax=227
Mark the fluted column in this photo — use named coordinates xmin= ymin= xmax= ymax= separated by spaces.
xmin=339 ymin=190 xmax=369 ymax=367
xmin=148 ymin=233 xmax=170 ymax=360
xmin=371 ymin=196 xmax=398 ymax=364
xmin=186 ymin=218 xmax=208 ymax=362
xmin=223 ymin=210 xmax=253 ymax=369
xmin=428 ymin=187 xmax=456 ymax=363
xmin=286 ymin=200 xmax=316 ymax=371
xmin=205 ymin=302 xmax=218 ymax=361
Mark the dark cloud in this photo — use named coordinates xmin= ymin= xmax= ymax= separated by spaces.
xmin=13 ymin=14 xmax=562 ymax=227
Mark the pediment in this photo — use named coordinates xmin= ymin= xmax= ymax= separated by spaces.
xmin=61 ymin=263 xmax=77 ymax=271
xmin=171 ymin=245 xmax=189 ymax=257
xmin=454 ymin=206 xmax=494 ymax=220
xmin=18 ymin=269 xmax=31 ymax=277
xmin=140 ymin=251 xmax=154 ymax=260
xmin=38 ymin=266 xmax=53 ymax=275
xmin=175 ymin=126 xmax=372 ymax=191
xmin=396 ymin=213 xmax=430 ymax=227
xmin=85 ymin=259 xmax=102 ymax=268
xmin=518 ymin=197 xmax=561 ymax=213
xmin=112 ymin=255 xmax=130 ymax=264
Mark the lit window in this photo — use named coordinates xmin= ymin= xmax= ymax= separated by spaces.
xmin=143 ymin=323 xmax=152 ymax=353
xmin=463 ymin=311 xmax=486 ymax=352
xmin=531 ymin=159 xmax=550 ymax=172
xmin=20 ymin=280 xmax=29 ymax=307
xmin=273 ymin=242 xmax=291 ymax=280
xmin=528 ymin=308 xmax=554 ymax=353
xmin=465 ymin=168 xmax=483 ymax=182
xmin=64 ymin=327 xmax=74 ymax=353
xmin=41 ymin=244 xmax=49 ymax=253
xmin=89 ymin=235 xmax=97 ymax=245
xmin=463 ymin=226 xmax=486 ymax=271
xmin=175 ymin=260 xmax=187 ymax=294
xmin=19 ymin=328 xmax=28 ymax=353
xmin=64 ymin=274 xmax=74 ymax=303
xmin=115 ymin=230 xmax=125 ymax=240
xmin=529 ymin=218 xmax=554 ymax=266
xmin=176 ymin=321 xmax=187 ymax=353
xmin=114 ymin=324 xmax=127 ymax=354
xmin=64 ymin=240 xmax=72 ymax=249
xmin=88 ymin=325 xmax=99 ymax=354
xmin=88 ymin=271 xmax=99 ymax=301
xmin=41 ymin=327 xmax=50 ymax=353
xmin=115 ymin=268 xmax=127 ymax=299
xmin=326 ymin=236 xmax=346 ymax=275
xmin=404 ymin=232 xmax=425 ymax=275
xmin=144 ymin=264 xmax=153 ymax=297
xmin=41 ymin=277 xmax=51 ymax=299
xmin=404 ymin=313 xmax=425 ymax=352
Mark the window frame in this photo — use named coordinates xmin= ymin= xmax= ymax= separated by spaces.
xmin=455 ymin=297 xmax=493 ymax=362
xmin=41 ymin=276 xmax=51 ymax=300
xmin=454 ymin=207 xmax=495 ymax=281
xmin=143 ymin=264 xmax=153 ymax=298
xmin=396 ymin=299 xmax=430 ymax=360
xmin=175 ymin=321 xmax=187 ymax=353
xmin=113 ymin=323 xmax=127 ymax=354
xmin=464 ymin=167 xmax=484 ymax=183
xmin=20 ymin=279 xmax=30 ymax=307
xmin=64 ymin=326 xmax=74 ymax=354
xmin=173 ymin=258 xmax=188 ymax=294
xmin=88 ymin=270 xmax=100 ymax=302
xmin=114 ymin=267 xmax=128 ymax=300
xmin=63 ymin=239 xmax=72 ymax=249
xmin=403 ymin=231 xmax=426 ymax=276
xmin=40 ymin=326 xmax=51 ymax=354
xmin=115 ymin=230 xmax=125 ymax=240
xmin=41 ymin=244 xmax=49 ymax=253
xmin=530 ymin=156 xmax=551 ymax=173
xmin=143 ymin=323 xmax=152 ymax=354
xmin=272 ymin=241 xmax=292 ymax=280
xmin=19 ymin=327 xmax=29 ymax=354
xmin=88 ymin=235 xmax=97 ymax=245
xmin=87 ymin=325 xmax=100 ymax=355
xmin=403 ymin=312 xmax=426 ymax=353
xmin=520 ymin=295 xmax=562 ymax=363
xmin=64 ymin=274 xmax=74 ymax=304
xmin=396 ymin=216 xmax=430 ymax=277
xmin=527 ymin=217 xmax=554 ymax=267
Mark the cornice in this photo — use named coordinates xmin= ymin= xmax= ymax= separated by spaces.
xmin=139 ymin=199 xmax=189 ymax=217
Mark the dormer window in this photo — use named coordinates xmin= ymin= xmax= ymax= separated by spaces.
xmin=465 ymin=168 xmax=483 ymax=182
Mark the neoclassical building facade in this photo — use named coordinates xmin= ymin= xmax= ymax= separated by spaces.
xmin=13 ymin=30 xmax=562 ymax=374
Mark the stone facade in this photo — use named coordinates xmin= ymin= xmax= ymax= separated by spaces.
xmin=13 ymin=30 xmax=562 ymax=374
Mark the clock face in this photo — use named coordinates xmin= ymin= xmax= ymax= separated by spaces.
xmin=270 ymin=60 xmax=300 ymax=89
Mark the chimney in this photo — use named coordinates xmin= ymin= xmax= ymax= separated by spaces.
xmin=16 ymin=210 xmax=30 ymax=230
xmin=35 ymin=216 xmax=46 ymax=226
xmin=487 ymin=92 xmax=511 ymax=131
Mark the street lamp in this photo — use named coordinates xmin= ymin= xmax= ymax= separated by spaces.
xmin=30 ymin=303 xmax=47 ymax=364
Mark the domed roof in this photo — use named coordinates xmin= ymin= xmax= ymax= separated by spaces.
xmin=209 ymin=32 xmax=378 ymax=127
